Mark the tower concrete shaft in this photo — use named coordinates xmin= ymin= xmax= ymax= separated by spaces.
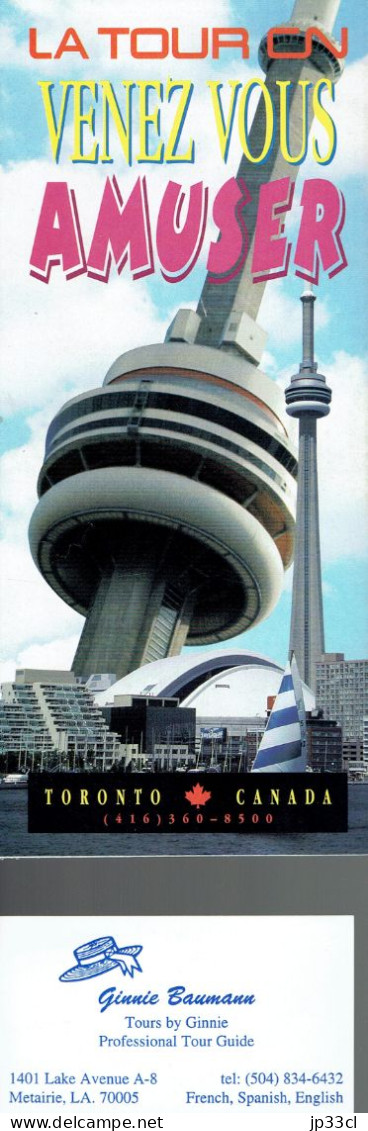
xmin=288 ymin=413 xmax=325 ymax=689
xmin=71 ymin=529 xmax=196 ymax=677
xmin=196 ymin=0 xmax=343 ymax=355
xmin=285 ymin=291 xmax=331 ymax=691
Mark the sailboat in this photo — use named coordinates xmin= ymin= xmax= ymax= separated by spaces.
xmin=252 ymin=654 xmax=307 ymax=773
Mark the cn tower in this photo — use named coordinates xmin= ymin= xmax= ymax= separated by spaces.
xmin=29 ymin=0 xmax=343 ymax=681
xmin=285 ymin=290 xmax=331 ymax=691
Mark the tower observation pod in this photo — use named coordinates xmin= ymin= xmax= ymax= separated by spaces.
xmin=29 ymin=0 xmax=342 ymax=681
xmin=285 ymin=289 xmax=331 ymax=691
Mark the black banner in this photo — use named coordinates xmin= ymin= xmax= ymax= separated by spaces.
xmin=28 ymin=772 xmax=348 ymax=834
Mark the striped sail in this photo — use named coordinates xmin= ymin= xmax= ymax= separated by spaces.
xmin=252 ymin=654 xmax=307 ymax=773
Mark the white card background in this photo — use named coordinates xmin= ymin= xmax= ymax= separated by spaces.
xmin=0 ymin=916 xmax=354 ymax=1122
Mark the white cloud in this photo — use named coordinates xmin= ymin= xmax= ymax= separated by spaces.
xmin=259 ymin=278 xmax=330 ymax=349
xmin=319 ymin=350 xmax=368 ymax=561
xmin=0 ymin=158 xmax=172 ymax=419
xmin=273 ymin=56 xmax=368 ymax=190
xmin=1 ymin=0 xmax=231 ymax=72
xmin=1 ymin=422 xmax=43 ymax=521
xmin=0 ymin=408 xmax=83 ymax=677
xmin=309 ymin=56 xmax=368 ymax=182
xmin=0 ymin=535 xmax=83 ymax=654
xmin=322 ymin=580 xmax=336 ymax=597
xmin=0 ymin=24 xmax=20 ymax=69
xmin=260 ymin=349 xmax=278 ymax=375
xmin=10 ymin=0 xmax=230 ymax=23
xmin=282 ymin=563 xmax=293 ymax=593
xmin=0 ymin=635 xmax=80 ymax=683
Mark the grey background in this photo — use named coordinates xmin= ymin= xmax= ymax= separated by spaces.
xmin=0 ymin=855 xmax=367 ymax=1112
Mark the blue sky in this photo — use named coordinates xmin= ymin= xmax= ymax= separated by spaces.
xmin=0 ymin=0 xmax=367 ymax=681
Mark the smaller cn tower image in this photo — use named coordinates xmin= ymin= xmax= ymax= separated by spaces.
xmin=285 ymin=290 xmax=331 ymax=692
xmin=29 ymin=0 xmax=343 ymax=683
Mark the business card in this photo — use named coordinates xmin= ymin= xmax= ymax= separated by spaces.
xmin=0 ymin=916 xmax=354 ymax=1118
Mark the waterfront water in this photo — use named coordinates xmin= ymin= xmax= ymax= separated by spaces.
xmin=0 ymin=784 xmax=367 ymax=856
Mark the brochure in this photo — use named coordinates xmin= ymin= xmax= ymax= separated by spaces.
xmin=0 ymin=0 xmax=367 ymax=1121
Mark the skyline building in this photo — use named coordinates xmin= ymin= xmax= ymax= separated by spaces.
xmin=0 ymin=669 xmax=121 ymax=772
xmin=305 ymin=710 xmax=342 ymax=773
xmin=316 ymin=654 xmax=368 ymax=741
xmin=101 ymin=695 xmax=196 ymax=771
xmin=29 ymin=0 xmax=343 ymax=682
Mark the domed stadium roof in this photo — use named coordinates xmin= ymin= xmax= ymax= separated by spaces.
xmin=96 ymin=648 xmax=315 ymax=717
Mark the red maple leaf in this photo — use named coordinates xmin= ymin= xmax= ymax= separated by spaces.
xmin=185 ymin=782 xmax=212 ymax=808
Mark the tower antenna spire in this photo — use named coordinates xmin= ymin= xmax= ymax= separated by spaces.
xmin=301 ymin=284 xmax=316 ymax=369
